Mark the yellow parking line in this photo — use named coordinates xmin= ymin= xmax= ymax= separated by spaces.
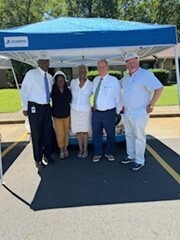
xmin=146 ymin=144 xmax=180 ymax=184
xmin=1 ymin=132 xmax=29 ymax=158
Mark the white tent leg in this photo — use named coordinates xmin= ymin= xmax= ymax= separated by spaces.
xmin=12 ymin=67 xmax=20 ymax=91
xmin=174 ymin=45 xmax=180 ymax=109
xmin=0 ymin=134 xmax=3 ymax=185
xmin=12 ymin=65 xmax=23 ymax=108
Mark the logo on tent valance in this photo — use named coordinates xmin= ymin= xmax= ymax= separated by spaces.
xmin=4 ymin=36 xmax=29 ymax=48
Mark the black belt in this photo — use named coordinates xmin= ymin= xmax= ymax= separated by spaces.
xmin=28 ymin=101 xmax=49 ymax=106
xmin=96 ymin=108 xmax=115 ymax=112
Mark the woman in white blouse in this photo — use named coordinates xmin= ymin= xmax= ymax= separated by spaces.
xmin=70 ymin=65 xmax=93 ymax=158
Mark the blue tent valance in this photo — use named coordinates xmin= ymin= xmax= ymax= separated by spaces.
xmin=0 ymin=17 xmax=178 ymax=67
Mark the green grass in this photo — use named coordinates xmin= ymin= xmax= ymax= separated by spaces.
xmin=156 ymin=84 xmax=179 ymax=106
xmin=0 ymin=85 xmax=179 ymax=112
xmin=0 ymin=89 xmax=22 ymax=113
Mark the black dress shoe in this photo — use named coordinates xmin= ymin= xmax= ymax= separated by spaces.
xmin=35 ymin=161 xmax=46 ymax=169
xmin=43 ymin=157 xmax=55 ymax=165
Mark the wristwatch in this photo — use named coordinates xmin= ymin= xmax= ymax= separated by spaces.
xmin=149 ymin=104 xmax=154 ymax=109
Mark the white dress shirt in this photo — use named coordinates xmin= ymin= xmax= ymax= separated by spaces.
xmin=21 ymin=67 xmax=53 ymax=110
xmin=93 ymin=74 xmax=122 ymax=113
xmin=70 ymin=78 xmax=93 ymax=112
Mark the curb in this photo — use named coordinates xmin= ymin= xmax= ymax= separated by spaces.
xmin=0 ymin=120 xmax=25 ymax=124
xmin=0 ymin=113 xmax=179 ymax=125
xmin=150 ymin=113 xmax=180 ymax=118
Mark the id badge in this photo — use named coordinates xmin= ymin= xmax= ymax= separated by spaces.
xmin=31 ymin=106 xmax=36 ymax=113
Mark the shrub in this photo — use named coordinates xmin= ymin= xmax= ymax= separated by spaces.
xmin=6 ymin=70 xmax=15 ymax=88
xmin=87 ymin=70 xmax=122 ymax=81
xmin=150 ymin=68 xmax=169 ymax=85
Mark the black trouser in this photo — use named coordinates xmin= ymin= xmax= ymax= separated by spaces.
xmin=28 ymin=101 xmax=52 ymax=163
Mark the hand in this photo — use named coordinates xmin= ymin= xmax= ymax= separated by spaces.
xmin=120 ymin=106 xmax=125 ymax=114
xmin=115 ymin=113 xmax=121 ymax=125
xmin=23 ymin=110 xmax=28 ymax=116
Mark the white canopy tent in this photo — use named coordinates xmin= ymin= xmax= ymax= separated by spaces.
xmin=0 ymin=17 xmax=179 ymax=103
xmin=0 ymin=17 xmax=179 ymax=185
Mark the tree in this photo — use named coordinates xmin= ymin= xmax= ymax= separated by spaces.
xmin=0 ymin=0 xmax=51 ymax=88
xmin=44 ymin=0 xmax=67 ymax=19
xmin=0 ymin=0 xmax=48 ymax=29
xmin=147 ymin=0 xmax=180 ymax=41
xmin=65 ymin=0 xmax=119 ymax=18
xmin=117 ymin=0 xmax=180 ymax=40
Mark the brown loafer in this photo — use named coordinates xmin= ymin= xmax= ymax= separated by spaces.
xmin=105 ymin=154 xmax=115 ymax=161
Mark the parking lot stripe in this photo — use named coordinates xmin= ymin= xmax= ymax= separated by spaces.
xmin=1 ymin=132 xmax=28 ymax=158
xmin=146 ymin=144 xmax=180 ymax=184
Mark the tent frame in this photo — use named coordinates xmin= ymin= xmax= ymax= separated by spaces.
xmin=174 ymin=46 xmax=180 ymax=108
xmin=0 ymin=134 xmax=3 ymax=185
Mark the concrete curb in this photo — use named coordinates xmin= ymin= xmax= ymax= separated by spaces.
xmin=0 ymin=113 xmax=179 ymax=125
xmin=150 ymin=113 xmax=180 ymax=118
xmin=0 ymin=120 xmax=25 ymax=124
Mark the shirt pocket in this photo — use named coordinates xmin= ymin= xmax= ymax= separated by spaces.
xmin=82 ymin=88 xmax=90 ymax=96
xmin=104 ymin=85 xmax=113 ymax=96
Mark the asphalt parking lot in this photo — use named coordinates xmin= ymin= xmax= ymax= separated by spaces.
xmin=0 ymin=118 xmax=179 ymax=240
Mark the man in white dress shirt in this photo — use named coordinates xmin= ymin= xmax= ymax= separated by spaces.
xmin=120 ymin=52 xmax=163 ymax=170
xmin=92 ymin=59 xmax=122 ymax=162
xmin=21 ymin=51 xmax=54 ymax=170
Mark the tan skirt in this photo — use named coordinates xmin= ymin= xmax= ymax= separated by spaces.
xmin=71 ymin=108 xmax=92 ymax=133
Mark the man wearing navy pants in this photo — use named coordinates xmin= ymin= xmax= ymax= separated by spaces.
xmin=92 ymin=59 xmax=122 ymax=162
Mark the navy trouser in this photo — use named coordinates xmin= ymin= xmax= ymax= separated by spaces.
xmin=28 ymin=101 xmax=52 ymax=162
xmin=92 ymin=108 xmax=116 ymax=156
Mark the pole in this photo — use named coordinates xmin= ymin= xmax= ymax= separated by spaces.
xmin=174 ymin=45 xmax=180 ymax=109
xmin=0 ymin=133 xmax=3 ymax=185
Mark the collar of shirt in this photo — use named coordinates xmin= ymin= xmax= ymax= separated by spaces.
xmin=38 ymin=67 xmax=46 ymax=74
xmin=78 ymin=78 xmax=87 ymax=87
xmin=100 ymin=73 xmax=108 ymax=81
xmin=128 ymin=67 xmax=141 ymax=77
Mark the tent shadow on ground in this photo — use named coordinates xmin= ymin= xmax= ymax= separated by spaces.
xmin=2 ymin=141 xmax=30 ymax=174
xmin=30 ymin=140 xmax=180 ymax=211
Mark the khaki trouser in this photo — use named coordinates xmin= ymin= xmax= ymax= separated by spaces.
xmin=53 ymin=117 xmax=70 ymax=148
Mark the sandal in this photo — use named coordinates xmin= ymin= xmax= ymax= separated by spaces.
xmin=59 ymin=152 xmax=65 ymax=159
xmin=64 ymin=150 xmax=70 ymax=158
xmin=82 ymin=151 xmax=88 ymax=158
xmin=77 ymin=151 xmax=83 ymax=158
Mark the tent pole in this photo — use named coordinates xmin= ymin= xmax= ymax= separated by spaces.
xmin=0 ymin=134 xmax=3 ymax=185
xmin=12 ymin=67 xmax=20 ymax=91
xmin=12 ymin=66 xmax=22 ymax=107
xmin=174 ymin=45 xmax=180 ymax=110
